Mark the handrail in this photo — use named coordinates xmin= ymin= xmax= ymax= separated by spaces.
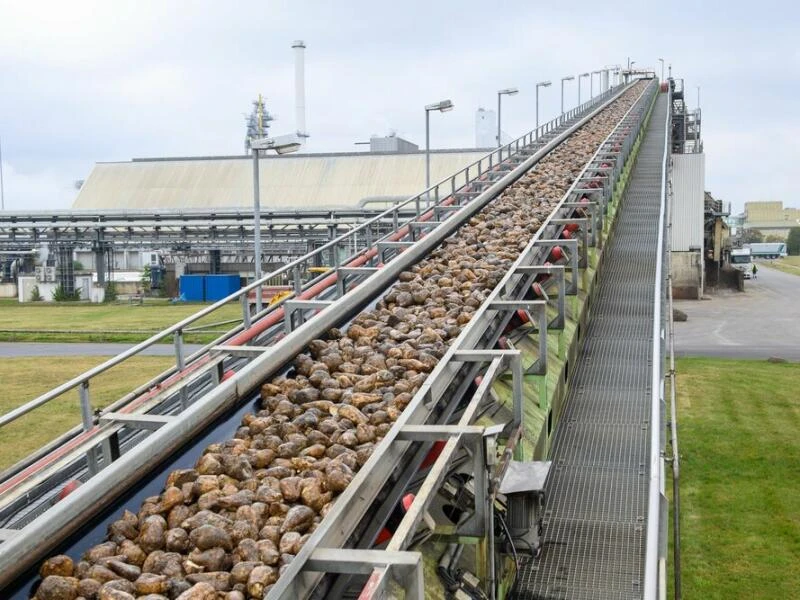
xmin=644 ymin=85 xmax=671 ymax=598
xmin=665 ymin=124 xmax=682 ymax=600
xmin=0 ymin=84 xmax=623 ymax=431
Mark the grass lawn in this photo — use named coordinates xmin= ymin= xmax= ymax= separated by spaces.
xmin=760 ymin=255 xmax=800 ymax=276
xmin=674 ymin=357 xmax=800 ymax=599
xmin=0 ymin=355 xmax=174 ymax=470
xmin=0 ymin=298 xmax=242 ymax=343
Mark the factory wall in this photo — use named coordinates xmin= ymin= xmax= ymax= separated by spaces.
xmin=0 ymin=282 xmax=17 ymax=298
xmin=670 ymin=153 xmax=705 ymax=252
xmin=671 ymin=251 xmax=704 ymax=299
xmin=73 ymin=151 xmax=486 ymax=211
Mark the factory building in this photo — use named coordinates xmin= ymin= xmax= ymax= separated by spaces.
xmin=669 ymin=78 xmax=705 ymax=298
xmin=743 ymin=201 xmax=800 ymax=238
xmin=72 ymin=148 xmax=487 ymax=212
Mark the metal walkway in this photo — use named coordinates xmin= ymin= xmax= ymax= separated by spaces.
xmin=515 ymin=93 xmax=668 ymax=599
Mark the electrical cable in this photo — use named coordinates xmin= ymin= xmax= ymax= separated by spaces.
xmin=495 ymin=508 xmax=520 ymax=592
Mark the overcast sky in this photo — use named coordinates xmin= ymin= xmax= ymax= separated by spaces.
xmin=0 ymin=0 xmax=797 ymax=214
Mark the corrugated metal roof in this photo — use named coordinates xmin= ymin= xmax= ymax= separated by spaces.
xmin=670 ymin=153 xmax=705 ymax=251
xmin=73 ymin=151 xmax=486 ymax=210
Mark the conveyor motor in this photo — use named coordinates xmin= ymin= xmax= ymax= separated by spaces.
xmin=499 ymin=460 xmax=552 ymax=556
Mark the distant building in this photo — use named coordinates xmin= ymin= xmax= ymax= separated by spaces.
xmin=475 ymin=108 xmax=497 ymax=148
xmin=72 ymin=149 xmax=487 ymax=211
xmin=368 ymin=134 xmax=418 ymax=153
xmin=724 ymin=212 xmax=745 ymax=237
xmin=743 ymin=201 xmax=800 ymax=238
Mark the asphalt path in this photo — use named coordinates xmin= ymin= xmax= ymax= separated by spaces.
xmin=673 ymin=263 xmax=800 ymax=361
xmin=0 ymin=342 xmax=204 ymax=358
xmin=1 ymin=266 xmax=797 ymax=362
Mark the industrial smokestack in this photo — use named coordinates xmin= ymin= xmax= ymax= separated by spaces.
xmin=292 ymin=40 xmax=308 ymax=140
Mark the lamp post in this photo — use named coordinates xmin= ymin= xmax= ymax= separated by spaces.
xmin=250 ymin=134 xmax=302 ymax=313
xmin=535 ymin=80 xmax=551 ymax=133
xmin=424 ymin=99 xmax=454 ymax=191
xmin=578 ymin=72 xmax=590 ymax=106
xmin=560 ymin=76 xmax=574 ymax=119
xmin=658 ymin=58 xmax=664 ymax=82
xmin=496 ymin=88 xmax=519 ymax=147
xmin=590 ymin=70 xmax=601 ymax=98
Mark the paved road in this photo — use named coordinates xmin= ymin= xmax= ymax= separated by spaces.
xmin=673 ymin=264 xmax=800 ymax=360
xmin=0 ymin=342 xmax=204 ymax=358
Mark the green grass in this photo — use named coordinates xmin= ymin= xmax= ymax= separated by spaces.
xmin=760 ymin=255 xmax=800 ymax=276
xmin=673 ymin=357 xmax=800 ymax=599
xmin=0 ymin=356 xmax=174 ymax=470
xmin=0 ymin=298 xmax=242 ymax=343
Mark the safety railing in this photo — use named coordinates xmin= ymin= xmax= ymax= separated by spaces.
xmin=0 ymin=82 xmax=626 ymax=469
xmin=643 ymin=85 xmax=671 ymax=600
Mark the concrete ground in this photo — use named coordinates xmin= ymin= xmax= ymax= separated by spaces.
xmin=674 ymin=263 xmax=800 ymax=360
xmin=0 ymin=342 xmax=203 ymax=357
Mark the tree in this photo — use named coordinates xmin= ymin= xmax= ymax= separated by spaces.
xmin=741 ymin=229 xmax=764 ymax=244
xmin=764 ymin=234 xmax=785 ymax=243
xmin=140 ymin=265 xmax=152 ymax=295
xmin=787 ymin=227 xmax=800 ymax=256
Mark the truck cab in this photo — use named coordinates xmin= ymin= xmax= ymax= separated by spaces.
xmin=730 ymin=247 xmax=753 ymax=279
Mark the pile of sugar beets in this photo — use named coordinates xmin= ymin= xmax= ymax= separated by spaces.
xmin=31 ymin=82 xmax=646 ymax=600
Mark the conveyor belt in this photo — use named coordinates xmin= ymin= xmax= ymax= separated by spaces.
xmin=1 ymin=82 xmax=645 ymax=596
xmin=515 ymin=93 xmax=668 ymax=599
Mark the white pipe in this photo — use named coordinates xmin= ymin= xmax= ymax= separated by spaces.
xmin=292 ymin=40 xmax=307 ymax=140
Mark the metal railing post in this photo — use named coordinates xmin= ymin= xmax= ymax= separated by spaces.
xmin=241 ymin=294 xmax=252 ymax=330
xmin=79 ymin=382 xmax=99 ymax=476
xmin=174 ymin=330 xmax=189 ymax=410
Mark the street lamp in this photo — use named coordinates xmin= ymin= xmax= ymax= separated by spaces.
xmin=496 ymin=88 xmax=518 ymax=147
xmin=535 ymin=80 xmax=551 ymax=133
xmin=658 ymin=58 xmax=664 ymax=82
xmin=590 ymin=70 xmax=601 ymax=98
xmin=425 ymin=99 xmax=454 ymax=191
xmin=578 ymin=72 xmax=590 ymax=106
xmin=250 ymin=134 xmax=302 ymax=313
xmin=560 ymin=76 xmax=575 ymax=118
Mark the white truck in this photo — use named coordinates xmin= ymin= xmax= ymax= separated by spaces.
xmin=730 ymin=247 xmax=753 ymax=279
xmin=745 ymin=242 xmax=787 ymax=259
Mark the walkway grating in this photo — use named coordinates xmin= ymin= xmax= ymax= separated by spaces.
xmin=515 ymin=93 xmax=668 ymax=599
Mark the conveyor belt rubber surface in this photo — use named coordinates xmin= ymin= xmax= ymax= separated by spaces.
xmin=515 ymin=93 xmax=668 ymax=599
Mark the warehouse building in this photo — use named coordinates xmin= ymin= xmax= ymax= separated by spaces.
xmin=743 ymin=201 xmax=800 ymax=238
xmin=73 ymin=147 xmax=488 ymax=211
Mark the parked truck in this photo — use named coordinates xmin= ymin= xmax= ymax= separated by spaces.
xmin=730 ymin=247 xmax=753 ymax=278
xmin=745 ymin=242 xmax=787 ymax=259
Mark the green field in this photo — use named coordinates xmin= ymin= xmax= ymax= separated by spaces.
xmin=674 ymin=357 xmax=800 ymax=599
xmin=0 ymin=298 xmax=242 ymax=343
xmin=760 ymin=255 xmax=800 ymax=276
xmin=0 ymin=356 xmax=174 ymax=470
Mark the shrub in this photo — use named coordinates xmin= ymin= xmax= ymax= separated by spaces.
xmin=787 ymin=227 xmax=800 ymax=256
xmin=104 ymin=282 xmax=118 ymax=303
xmin=52 ymin=285 xmax=81 ymax=302
xmin=30 ymin=285 xmax=43 ymax=302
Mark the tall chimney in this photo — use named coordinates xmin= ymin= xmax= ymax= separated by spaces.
xmin=292 ymin=40 xmax=307 ymax=140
